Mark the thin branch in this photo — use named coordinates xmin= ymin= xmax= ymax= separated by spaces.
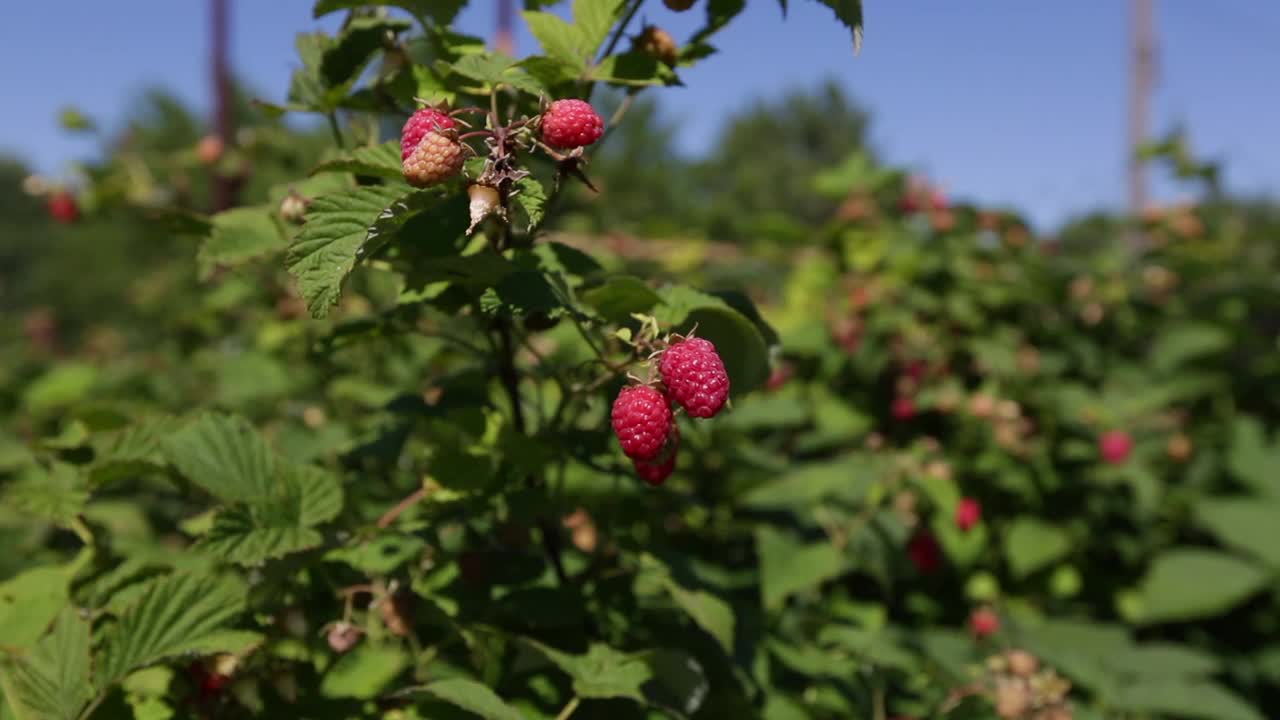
xmin=377 ymin=486 xmax=431 ymax=528
xmin=599 ymin=0 xmax=644 ymax=63
xmin=555 ymin=696 xmax=581 ymax=720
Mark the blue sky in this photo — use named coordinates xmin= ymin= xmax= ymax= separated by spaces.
xmin=3 ymin=1 xmax=1277 ymax=229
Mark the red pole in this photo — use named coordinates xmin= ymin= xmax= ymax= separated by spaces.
xmin=495 ymin=0 xmax=515 ymax=55
xmin=211 ymin=0 xmax=235 ymax=210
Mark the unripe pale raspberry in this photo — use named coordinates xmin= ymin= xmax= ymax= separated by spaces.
xmin=634 ymin=25 xmax=679 ymax=67
xmin=611 ymin=385 xmax=673 ymax=461
xmin=401 ymin=108 xmax=456 ymax=161
xmin=402 ymin=131 xmax=466 ymax=188
xmin=541 ymin=99 xmax=604 ymax=149
xmin=659 ymin=337 xmax=729 ymax=418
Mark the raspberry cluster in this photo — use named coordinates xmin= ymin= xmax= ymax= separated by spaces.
xmin=401 ymin=107 xmax=466 ymax=188
xmin=610 ymin=335 xmax=730 ymax=486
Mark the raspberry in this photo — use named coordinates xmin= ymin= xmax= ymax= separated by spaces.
xmin=969 ymin=607 xmax=1000 ymax=639
xmin=664 ymin=0 xmax=696 ymax=10
xmin=659 ymin=337 xmax=729 ymax=418
xmin=467 ymin=183 xmax=502 ymax=234
xmin=611 ymin=385 xmax=674 ymax=460
xmin=634 ymin=25 xmax=679 ymax=67
xmin=326 ymin=622 xmax=362 ymax=654
xmin=891 ymin=396 xmax=915 ymax=421
xmin=907 ymin=530 xmax=941 ymax=574
xmin=1098 ymin=429 xmax=1133 ymax=465
xmin=634 ymin=422 xmax=679 ymax=486
xmin=47 ymin=191 xmax=78 ymax=224
xmin=402 ymin=130 xmax=466 ymax=188
xmin=955 ymin=497 xmax=982 ymax=532
xmin=541 ymin=99 xmax=604 ymax=149
xmin=401 ymin=107 xmax=456 ymax=161
xmin=196 ymin=134 xmax=225 ymax=165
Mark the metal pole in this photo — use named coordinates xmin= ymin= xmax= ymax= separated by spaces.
xmin=211 ymin=0 xmax=235 ymax=211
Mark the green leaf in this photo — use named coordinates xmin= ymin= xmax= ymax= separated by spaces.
xmin=592 ymin=52 xmax=674 ymax=87
xmin=811 ymin=0 xmax=864 ymax=52
xmin=0 ymin=608 xmax=92 ymax=720
xmin=525 ymin=641 xmax=707 ymax=717
xmin=512 ymin=175 xmax=547 ymax=231
xmin=97 ymin=572 xmax=248 ymax=685
xmin=0 ymin=566 xmax=73 ymax=653
xmin=1196 ymin=498 xmax=1280 ymax=570
xmin=1228 ymin=416 xmax=1279 ymax=495
xmin=325 ymin=534 xmax=426 ymax=575
xmin=313 ymin=0 xmax=466 ymax=25
xmin=1109 ymin=643 xmax=1221 ymax=678
xmin=1111 ymin=680 xmax=1265 ymax=720
xmin=285 ymin=184 xmax=407 ymax=317
xmin=418 ymin=678 xmax=523 ymax=720
xmin=321 ymin=17 xmax=412 ymax=88
xmin=22 ymin=363 xmax=97 ymax=415
xmin=312 ymin=141 xmax=402 ymax=179
xmin=639 ymin=556 xmax=735 ymax=655
xmin=574 ymin=0 xmax=623 ymax=58
xmin=1150 ymin=322 xmax=1229 ymax=372
xmin=817 ymin=625 xmax=916 ymax=671
xmin=1004 ymin=518 xmax=1070 ymax=578
xmin=523 ymin=12 xmax=585 ymax=72
xmin=319 ymin=645 xmax=409 ymax=699
xmin=162 ymin=414 xmax=275 ymax=504
xmin=1136 ymin=549 xmax=1268 ymax=624
xmin=582 ymin=276 xmax=662 ymax=324
xmin=756 ymin=527 xmax=846 ymax=609
xmin=3 ymin=463 xmax=87 ymax=527
xmin=198 ymin=206 xmax=286 ymax=280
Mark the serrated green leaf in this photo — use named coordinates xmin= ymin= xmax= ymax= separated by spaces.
xmin=325 ymin=534 xmax=426 ymax=575
xmin=1228 ymin=416 xmax=1278 ymax=495
xmin=523 ymin=12 xmax=587 ymax=72
xmin=1136 ymin=549 xmax=1268 ymax=624
xmin=418 ymin=677 xmax=523 ymax=720
xmin=512 ymin=175 xmax=547 ymax=231
xmin=812 ymin=0 xmax=864 ymax=52
xmin=22 ymin=364 xmax=97 ymax=416
xmin=312 ymin=141 xmax=403 ymax=179
xmin=582 ymin=276 xmax=661 ymax=323
xmin=97 ymin=572 xmax=248 ymax=685
xmin=0 ymin=608 xmax=92 ymax=720
xmin=285 ymin=184 xmax=406 ymax=317
xmin=524 ymin=641 xmax=707 ymax=717
xmin=3 ymin=463 xmax=87 ymax=526
xmin=162 ymin=414 xmax=276 ymax=505
xmin=198 ymin=206 xmax=285 ymax=280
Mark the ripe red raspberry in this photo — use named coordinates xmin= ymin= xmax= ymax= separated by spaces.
xmin=402 ymin=130 xmax=466 ymax=188
xmin=1099 ymin=429 xmax=1133 ymax=464
xmin=47 ymin=191 xmax=79 ymax=224
xmin=969 ymin=607 xmax=1000 ymax=639
xmin=891 ymin=396 xmax=916 ymax=421
xmin=611 ymin=385 xmax=674 ymax=460
xmin=401 ymin=107 xmax=456 ymax=161
xmin=660 ymin=337 xmax=730 ymax=418
xmin=907 ymin=530 xmax=942 ymax=574
xmin=541 ymin=99 xmax=604 ymax=149
xmin=634 ymin=423 xmax=679 ymax=486
xmin=955 ymin=497 xmax=982 ymax=532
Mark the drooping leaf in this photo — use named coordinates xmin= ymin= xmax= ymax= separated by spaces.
xmin=97 ymin=572 xmax=248 ymax=685
xmin=285 ymin=184 xmax=408 ymax=317
xmin=582 ymin=276 xmax=662 ymax=324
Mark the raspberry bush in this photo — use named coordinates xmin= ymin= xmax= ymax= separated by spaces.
xmin=3 ymin=2 xmax=1279 ymax=720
